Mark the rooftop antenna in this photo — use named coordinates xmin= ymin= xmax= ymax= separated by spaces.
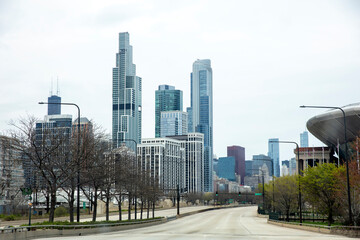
xmin=56 ymin=77 xmax=60 ymax=96
xmin=50 ymin=78 xmax=53 ymax=96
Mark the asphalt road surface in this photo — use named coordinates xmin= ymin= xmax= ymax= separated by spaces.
xmin=35 ymin=206 xmax=351 ymax=240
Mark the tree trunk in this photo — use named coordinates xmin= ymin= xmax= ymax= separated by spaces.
xmin=140 ymin=199 xmax=143 ymax=219
xmin=134 ymin=195 xmax=137 ymax=220
xmin=286 ymin=209 xmax=289 ymax=222
xmin=152 ymin=201 xmax=155 ymax=218
xmin=49 ymin=190 xmax=56 ymax=222
xmin=106 ymin=193 xmax=110 ymax=221
xmin=118 ymin=195 xmax=122 ymax=221
xmin=328 ymin=207 xmax=333 ymax=226
xmin=69 ymin=187 xmax=75 ymax=222
xmin=92 ymin=190 xmax=98 ymax=222
xmin=46 ymin=191 xmax=50 ymax=214
xmin=147 ymin=200 xmax=150 ymax=219
xmin=128 ymin=194 xmax=131 ymax=220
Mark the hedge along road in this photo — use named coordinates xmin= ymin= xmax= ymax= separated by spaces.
xmin=33 ymin=206 xmax=351 ymax=240
xmin=1 ymin=205 xmax=211 ymax=228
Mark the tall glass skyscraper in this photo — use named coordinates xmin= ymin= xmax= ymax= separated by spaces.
xmin=268 ymin=138 xmax=280 ymax=177
xmin=189 ymin=59 xmax=213 ymax=192
xmin=300 ymin=131 xmax=309 ymax=147
xmin=112 ymin=32 xmax=142 ymax=150
xmin=155 ymin=85 xmax=182 ymax=138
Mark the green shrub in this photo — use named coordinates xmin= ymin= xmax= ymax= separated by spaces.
xmin=54 ymin=206 xmax=68 ymax=217
xmin=4 ymin=215 xmax=16 ymax=221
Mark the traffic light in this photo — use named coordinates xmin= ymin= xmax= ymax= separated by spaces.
xmin=215 ymin=191 xmax=218 ymax=197
xmin=238 ymin=192 xmax=241 ymax=197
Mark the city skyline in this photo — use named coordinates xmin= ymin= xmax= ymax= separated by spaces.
xmin=1 ymin=1 xmax=359 ymax=161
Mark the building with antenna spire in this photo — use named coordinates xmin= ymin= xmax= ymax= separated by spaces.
xmin=48 ymin=79 xmax=61 ymax=115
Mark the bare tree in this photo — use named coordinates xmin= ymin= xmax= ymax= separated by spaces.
xmin=9 ymin=116 xmax=78 ymax=222
xmin=112 ymin=144 xmax=136 ymax=221
xmin=80 ymin=128 xmax=110 ymax=222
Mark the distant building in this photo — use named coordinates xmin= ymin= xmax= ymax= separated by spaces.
xmin=289 ymin=157 xmax=296 ymax=175
xmin=138 ymin=138 xmax=185 ymax=193
xmin=245 ymin=160 xmax=253 ymax=176
xmin=0 ymin=136 xmax=25 ymax=214
xmin=296 ymin=147 xmax=336 ymax=172
xmin=160 ymin=111 xmax=187 ymax=137
xmin=300 ymin=131 xmax=309 ymax=147
xmin=47 ymin=95 xmax=61 ymax=115
xmin=227 ymin=145 xmax=245 ymax=184
xmin=155 ymin=85 xmax=183 ymax=138
xmin=252 ymin=154 xmax=273 ymax=176
xmin=282 ymin=160 xmax=289 ymax=168
xmin=188 ymin=59 xmax=213 ymax=192
xmin=112 ymin=32 xmax=142 ymax=150
xmin=281 ymin=161 xmax=290 ymax=176
xmin=72 ymin=117 xmax=93 ymax=134
xmin=268 ymin=138 xmax=280 ymax=177
xmin=168 ymin=133 xmax=204 ymax=193
xmin=213 ymin=157 xmax=218 ymax=174
xmin=217 ymin=156 xmax=235 ymax=181
xmin=186 ymin=107 xmax=193 ymax=134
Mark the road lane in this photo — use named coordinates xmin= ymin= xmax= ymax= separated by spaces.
xmin=35 ymin=206 xmax=351 ymax=240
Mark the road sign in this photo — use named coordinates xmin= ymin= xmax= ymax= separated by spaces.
xmin=21 ymin=188 xmax=32 ymax=196
xmin=255 ymin=193 xmax=262 ymax=196
xmin=83 ymin=202 xmax=86 ymax=209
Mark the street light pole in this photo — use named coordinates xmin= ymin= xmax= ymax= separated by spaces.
xmin=300 ymin=105 xmax=352 ymax=224
xmin=39 ymin=101 xmax=81 ymax=222
xmin=270 ymin=140 xmax=302 ymax=223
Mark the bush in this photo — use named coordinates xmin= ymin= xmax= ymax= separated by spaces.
xmin=4 ymin=215 xmax=16 ymax=221
xmin=54 ymin=206 xmax=68 ymax=217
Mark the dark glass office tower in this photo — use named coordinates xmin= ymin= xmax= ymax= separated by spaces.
xmin=155 ymin=85 xmax=183 ymax=137
xmin=48 ymin=95 xmax=61 ymax=115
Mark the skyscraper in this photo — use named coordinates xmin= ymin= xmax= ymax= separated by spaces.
xmin=227 ymin=145 xmax=245 ymax=185
xmin=268 ymin=138 xmax=280 ymax=177
xmin=300 ymin=131 xmax=309 ymax=147
xmin=155 ymin=85 xmax=182 ymax=138
xmin=48 ymin=95 xmax=61 ymax=115
xmin=189 ymin=59 xmax=213 ymax=192
xmin=168 ymin=133 xmax=204 ymax=192
xmin=112 ymin=32 xmax=142 ymax=150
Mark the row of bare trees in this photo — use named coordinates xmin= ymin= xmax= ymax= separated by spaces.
xmin=6 ymin=116 xmax=162 ymax=222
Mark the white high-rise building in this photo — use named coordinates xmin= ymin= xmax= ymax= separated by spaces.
xmin=168 ymin=133 xmax=204 ymax=193
xmin=112 ymin=32 xmax=142 ymax=150
xmin=138 ymin=138 xmax=185 ymax=192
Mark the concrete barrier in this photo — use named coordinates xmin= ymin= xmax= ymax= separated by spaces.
xmin=268 ymin=219 xmax=360 ymax=237
xmin=0 ymin=218 xmax=166 ymax=240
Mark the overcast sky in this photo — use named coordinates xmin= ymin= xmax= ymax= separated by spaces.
xmin=1 ymin=0 xmax=359 ymax=162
